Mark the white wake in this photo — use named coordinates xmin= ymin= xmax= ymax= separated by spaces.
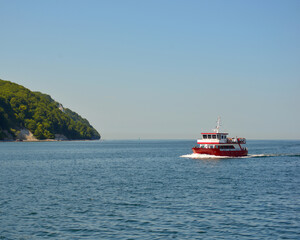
xmin=180 ymin=153 xmax=230 ymax=159
xmin=180 ymin=153 xmax=300 ymax=159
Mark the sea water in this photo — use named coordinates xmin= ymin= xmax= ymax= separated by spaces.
xmin=0 ymin=140 xmax=299 ymax=239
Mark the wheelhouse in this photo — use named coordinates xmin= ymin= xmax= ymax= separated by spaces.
xmin=202 ymin=133 xmax=228 ymax=140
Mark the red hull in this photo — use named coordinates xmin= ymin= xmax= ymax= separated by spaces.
xmin=192 ymin=147 xmax=248 ymax=157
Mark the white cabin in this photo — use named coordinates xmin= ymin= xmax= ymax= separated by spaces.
xmin=197 ymin=133 xmax=229 ymax=144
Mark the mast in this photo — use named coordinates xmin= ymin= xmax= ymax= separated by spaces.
xmin=213 ymin=116 xmax=221 ymax=133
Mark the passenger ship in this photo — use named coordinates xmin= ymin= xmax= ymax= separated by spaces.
xmin=192 ymin=117 xmax=248 ymax=157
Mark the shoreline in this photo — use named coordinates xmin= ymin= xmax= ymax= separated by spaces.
xmin=0 ymin=139 xmax=100 ymax=143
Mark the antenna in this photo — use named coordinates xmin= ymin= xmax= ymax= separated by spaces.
xmin=213 ymin=116 xmax=221 ymax=133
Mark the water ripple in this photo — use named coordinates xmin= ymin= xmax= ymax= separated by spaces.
xmin=0 ymin=140 xmax=300 ymax=239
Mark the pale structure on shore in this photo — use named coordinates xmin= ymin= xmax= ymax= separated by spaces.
xmin=16 ymin=129 xmax=38 ymax=141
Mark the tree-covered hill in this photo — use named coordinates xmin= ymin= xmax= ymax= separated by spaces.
xmin=0 ymin=79 xmax=100 ymax=140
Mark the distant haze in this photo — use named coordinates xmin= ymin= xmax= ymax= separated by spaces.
xmin=1 ymin=0 xmax=299 ymax=139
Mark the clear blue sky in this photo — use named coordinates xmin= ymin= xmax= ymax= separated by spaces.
xmin=1 ymin=0 xmax=299 ymax=139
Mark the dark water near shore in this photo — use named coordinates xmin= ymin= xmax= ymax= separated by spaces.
xmin=0 ymin=140 xmax=299 ymax=239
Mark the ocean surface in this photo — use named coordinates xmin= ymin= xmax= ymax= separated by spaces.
xmin=0 ymin=140 xmax=299 ymax=239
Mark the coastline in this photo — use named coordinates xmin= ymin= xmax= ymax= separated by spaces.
xmin=0 ymin=128 xmax=100 ymax=142
xmin=0 ymin=139 xmax=100 ymax=143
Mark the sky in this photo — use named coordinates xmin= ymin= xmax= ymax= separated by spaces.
xmin=1 ymin=0 xmax=299 ymax=139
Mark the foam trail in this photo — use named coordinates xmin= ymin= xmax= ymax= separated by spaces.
xmin=181 ymin=153 xmax=230 ymax=159
xmin=245 ymin=153 xmax=300 ymax=158
xmin=181 ymin=153 xmax=300 ymax=159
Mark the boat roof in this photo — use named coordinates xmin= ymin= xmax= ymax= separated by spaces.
xmin=201 ymin=132 xmax=228 ymax=135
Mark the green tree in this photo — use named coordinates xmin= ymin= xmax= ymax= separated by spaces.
xmin=0 ymin=79 xmax=100 ymax=140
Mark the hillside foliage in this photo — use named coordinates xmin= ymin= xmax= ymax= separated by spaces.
xmin=0 ymin=79 xmax=100 ymax=140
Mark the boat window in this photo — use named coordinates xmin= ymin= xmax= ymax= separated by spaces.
xmin=219 ymin=145 xmax=235 ymax=149
xmin=203 ymin=135 xmax=207 ymax=139
xmin=212 ymin=135 xmax=216 ymax=139
xmin=208 ymin=135 xmax=211 ymax=139
xmin=210 ymin=145 xmax=213 ymax=148
xmin=217 ymin=135 xmax=221 ymax=139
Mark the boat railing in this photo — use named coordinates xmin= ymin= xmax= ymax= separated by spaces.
xmin=226 ymin=138 xmax=237 ymax=143
xmin=226 ymin=138 xmax=246 ymax=144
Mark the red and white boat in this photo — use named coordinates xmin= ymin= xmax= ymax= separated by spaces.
xmin=192 ymin=117 xmax=248 ymax=157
